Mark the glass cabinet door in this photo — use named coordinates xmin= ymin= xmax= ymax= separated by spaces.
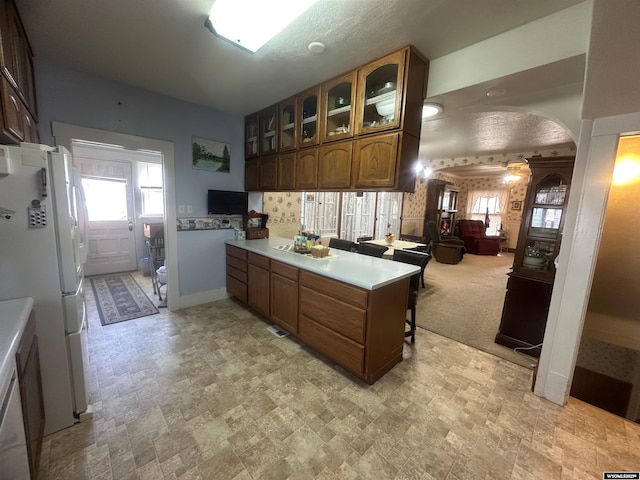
xmin=321 ymin=72 xmax=356 ymax=143
xmin=355 ymin=49 xmax=405 ymax=135
xmin=279 ymin=97 xmax=297 ymax=152
xmin=245 ymin=113 xmax=259 ymax=158
xmin=519 ymin=173 xmax=569 ymax=275
xmin=299 ymin=88 xmax=320 ymax=147
xmin=260 ymin=105 xmax=278 ymax=155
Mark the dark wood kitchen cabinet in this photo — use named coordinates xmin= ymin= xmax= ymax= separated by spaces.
xmin=270 ymin=260 xmax=299 ymax=334
xmin=15 ymin=309 xmax=45 ymax=480
xmin=495 ymin=156 xmax=575 ymax=356
xmin=295 ymin=148 xmax=318 ymax=190
xmin=244 ymin=45 xmax=428 ymax=192
xmin=226 ymin=245 xmax=248 ymax=302
xmin=247 ymin=252 xmax=270 ymax=317
xmin=0 ymin=0 xmax=39 ymax=144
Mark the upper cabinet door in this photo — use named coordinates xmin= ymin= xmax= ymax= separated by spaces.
xmin=298 ymin=87 xmax=320 ymax=148
xmin=320 ymin=72 xmax=356 ymax=143
xmin=279 ymin=96 xmax=297 ymax=152
xmin=245 ymin=113 xmax=259 ymax=158
xmin=260 ymin=105 xmax=278 ymax=155
xmin=355 ymin=49 xmax=406 ymax=136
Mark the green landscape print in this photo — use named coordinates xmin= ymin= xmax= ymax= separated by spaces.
xmin=192 ymin=137 xmax=231 ymax=173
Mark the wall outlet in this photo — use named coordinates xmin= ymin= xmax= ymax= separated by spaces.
xmin=186 ymin=205 xmax=193 ymax=214
xmin=178 ymin=205 xmax=185 ymax=214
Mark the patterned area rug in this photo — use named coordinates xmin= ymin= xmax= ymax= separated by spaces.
xmin=90 ymin=274 xmax=159 ymax=326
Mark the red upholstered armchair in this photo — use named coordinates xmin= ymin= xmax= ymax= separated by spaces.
xmin=456 ymin=220 xmax=501 ymax=255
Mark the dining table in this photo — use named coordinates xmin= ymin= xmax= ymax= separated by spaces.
xmin=364 ymin=238 xmax=428 ymax=259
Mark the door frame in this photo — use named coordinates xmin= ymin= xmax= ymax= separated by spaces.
xmin=52 ymin=122 xmax=178 ymax=311
xmin=535 ymin=112 xmax=640 ymax=406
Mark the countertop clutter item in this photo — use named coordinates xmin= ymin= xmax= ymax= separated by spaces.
xmin=311 ymin=245 xmax=329 ymax=258
xmin=0 ymin=143 xmax=92 ymax=437
xmin=243 ymin=210 xmax=269 ymax=239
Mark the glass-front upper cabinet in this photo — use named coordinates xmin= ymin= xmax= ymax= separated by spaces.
xmin=514 ymin=157 xmax=574 ymax=279
xmin=245 ymin=113 xmax=259 ymax=158
xmin=355 ymin=49 xmax=405 ymax=135
xmin=298 ymin=87 xmax=320 ymax=148
xmin=260 ymin=105 xmax=278 ymax=155
xmin=321 ymin=72 xmax=356 ymax=143
xmin=279 ymin=97 xmax=297 ymax=152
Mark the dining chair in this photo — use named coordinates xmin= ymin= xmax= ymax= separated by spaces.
xmin=394 ymin=248 xmax=431 ymax=288
xmin=328 ymin=238 xmax=357 ymax=252
xmin=357 ymin=242 xmax=388 ymax=257
xmin=392 ymin=249 xmax=423 ymax=343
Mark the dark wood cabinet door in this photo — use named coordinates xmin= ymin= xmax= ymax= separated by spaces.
xmin=259 ymin=155 xmax=277 ymax=191
xmin=16 ymin=311 xmax=45 ymax=480
xmin=277 ymin=153 xmax=295 ymax=190
xmin=248 ymin=263 xmax=270 ymax=316
xmin=244 ymin=158 xmax=259 ymax=191
xmin=318 ymin=142 xmax=352 ymax=189
xmin=271 ymin=268 xmax=298 ymax=333
xmin=296 ymin=148 xmax=318 ymax=189
xmin=353 ymin=132 xmax=398 ymax=188
xmin=1 ymin=74 xmax=24 ymax=142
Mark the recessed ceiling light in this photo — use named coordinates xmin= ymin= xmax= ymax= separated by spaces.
xmin=422 ymin=103 xmax=443 ymax=118
xmin=308 ymin=41 xmax=325 ymax=53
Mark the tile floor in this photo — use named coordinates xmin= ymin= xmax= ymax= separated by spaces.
xmin=38 ymin=272 xmax=640 ymax=480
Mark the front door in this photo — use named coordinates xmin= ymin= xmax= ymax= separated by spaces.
xmin=77 ymin=158 xmax=136 ymax=276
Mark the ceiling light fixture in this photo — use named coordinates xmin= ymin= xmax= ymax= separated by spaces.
xmin=422 ymin=103 xmax=443 ymax=119
xmin=503 ymin=165 xmax=522 ymax=183
xmin=206 ymin=0 xmax=319 ymax=53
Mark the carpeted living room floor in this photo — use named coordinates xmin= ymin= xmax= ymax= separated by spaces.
xmin=416 ymin=251 xmax=536 ymax=369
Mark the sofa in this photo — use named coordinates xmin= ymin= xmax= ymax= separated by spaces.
xmin=456 ymin=219 xmax=501 ymax=255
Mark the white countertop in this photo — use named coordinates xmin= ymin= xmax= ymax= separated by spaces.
xmin=0 ymin=297 xmax=34 ymax=394
xmin=226 ymin=237 xmax=420 ymax=290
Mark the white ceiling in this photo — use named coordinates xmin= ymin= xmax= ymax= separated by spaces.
xmin=15 ymin=0 xmax=585 ymax=176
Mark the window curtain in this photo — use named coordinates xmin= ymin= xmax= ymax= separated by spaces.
xmin=465 ymin=189 xmax=509 ymax=235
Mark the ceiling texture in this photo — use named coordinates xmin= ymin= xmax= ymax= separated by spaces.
xmin=16 ymin=0 xmax=586 ymax=178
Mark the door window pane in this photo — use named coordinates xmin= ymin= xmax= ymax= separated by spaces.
xmin=82 ymin=177 xmax=127 ymax=221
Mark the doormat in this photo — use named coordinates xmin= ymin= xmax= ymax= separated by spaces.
xmin=90 ymin=274 xmax=159 ymax=326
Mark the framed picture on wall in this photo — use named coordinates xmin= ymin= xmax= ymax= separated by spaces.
xmin=512 ymin=201 xmax=522 ymax=210
xmin=192 ymin=137 xmax=231 ymax=173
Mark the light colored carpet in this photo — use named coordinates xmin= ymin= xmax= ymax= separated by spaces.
xmin=416 ymin=251 xmax=536 ymax=369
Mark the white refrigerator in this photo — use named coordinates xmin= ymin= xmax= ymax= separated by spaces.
xmin=0 ymin=142 xmax=92 ymax=435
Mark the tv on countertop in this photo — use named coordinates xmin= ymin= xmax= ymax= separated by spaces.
xmin=207 ymin=190 xmax=248 ymax=215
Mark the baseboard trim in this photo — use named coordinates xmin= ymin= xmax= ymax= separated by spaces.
xmin=178 ymin=287 xmax=229 ymax=309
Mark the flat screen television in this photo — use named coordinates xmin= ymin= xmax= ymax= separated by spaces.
xmin=207 ymin=190 xmax=248 ymax=215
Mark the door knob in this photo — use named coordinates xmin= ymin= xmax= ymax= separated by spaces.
xmin=128 ymin=221 xmax=133 ymax=231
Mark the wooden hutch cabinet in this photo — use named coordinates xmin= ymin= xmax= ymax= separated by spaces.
xmin=0 ymin=0 xmax=39 ymax=144
xmin=424 ymin=179 xmax=459 ymax=239
xmin=495 ymin=156 xmax=575 ymax=356
xmin=244 ymin=45 xmax=429 ymax=192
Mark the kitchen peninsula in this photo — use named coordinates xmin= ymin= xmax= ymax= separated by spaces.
xmin=225 ymin=237 xmax=420 ymax=384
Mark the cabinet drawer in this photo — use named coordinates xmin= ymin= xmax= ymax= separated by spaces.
xmin=226 ymin=245 xmax=247 ymax=260
xmin=248 ymin=252 xmax=270 ymax=269
xmin=271 ymin=260 xmax=298 ymax=281
xmin=226 ymin=264 xmax=247 ymax=283
xmin=226 ymin=254 xmax=247 ymax=273
xmin=226 ymin=274 xmax=247 ymax=303
xmin=299 ymin=315 xmax=364 ymax=375
xmin=300 ymin=270 xmax=367 ymax=308
xmin=300 ymin=286 xmax=366 ymax=343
